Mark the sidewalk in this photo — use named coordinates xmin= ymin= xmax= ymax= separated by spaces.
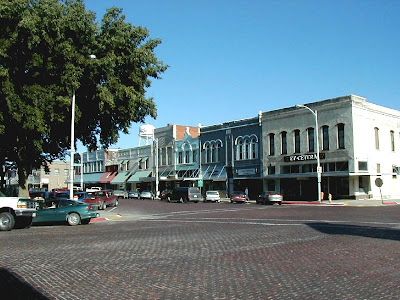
xmin=219 ymin=198 xmax=400 ymax=207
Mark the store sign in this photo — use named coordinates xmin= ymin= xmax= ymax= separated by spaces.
xmin=284 ymin=153 xmax=325 ymax=162
xmin=237 ymin=168 xmax=257 ymax=176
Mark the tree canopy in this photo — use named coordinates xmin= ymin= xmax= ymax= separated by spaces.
xmin=0 ymin=0 xmax=167 ymax=191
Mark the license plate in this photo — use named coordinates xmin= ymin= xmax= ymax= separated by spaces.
xmin=194 ymin=195 xmax=197 ymax=198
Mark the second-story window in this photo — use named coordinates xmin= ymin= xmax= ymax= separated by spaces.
xmin=250 ymin=137 xmax=257 ymax=159
xmin=281 ymin=131 xmax=287 ymax=155
xmin=192 ymin=149 xmax=198 ymax=163
xmin=294 ymin=130 xmax=300 ymax=153
xmin=185 ymin=150 xmax=190 ymax=163
xmin=390 ymin=130 xmax=395 ymax=152
xmin=322 ymin=126 xmax=329 ymax=151
xmin=375 ymin=127 xmax=380 ymax=150
xmin=54 ymin=168 xmax=60 ymax=176
xmin=338 ymin=123 xmax=345 ymax=149
xmin=307 ymin=127 xmax=314 ymax=152
xmin=269 ymin=133 xmax=275 ymax=156
xmin=178 ymin=151 xmax=183 ymax=164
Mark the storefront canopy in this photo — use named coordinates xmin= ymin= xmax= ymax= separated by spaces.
xmin=111 ymin=171 xmax=132 ymax=185
xmin=73 ymin=172 xmax=103 ymax=184
xmin=127 ymin=170 xmax=152 ymax=183
xmin=201 ymin=165 xmax=226 ymax=181
xmin=99 ymin=171 xmax=118 ymax=184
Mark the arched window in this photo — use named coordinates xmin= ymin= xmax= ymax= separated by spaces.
xmin=322 ymin=126 xmax=329 ymax=151
xmin=215 ymin=140 xmax=223 ymax=162
xmin=390 ymin=130 xmax=395 ymax=152
xmin=307 ymin=127 xmax=314 ymax=152
xmin=183 ymin=143 xmax=191 ymax=164
xmin=204 ymin=143 xmax=210 ymax=163
xmin=281 ymin=131 xmax=287 ymax=155
xmin=338 ymin=123 xmax=345 ymax=149
xmin=268 ymin=133 xmax=275 ymax=156
xmin=244 ymin=139 xmax=250 ymax=159
xmin=294 ymin=129 xmax=300 ymax=153
xmin=250 ymin=137 xmax=258 ymax=159
xmin=374 ymin=127 xmax=379 ymax=150
xmin=238 ymin=139 xmax=243 ymax=160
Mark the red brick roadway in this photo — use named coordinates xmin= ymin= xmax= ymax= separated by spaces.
xmin=1 ymin=199 xmax=400 ymax=299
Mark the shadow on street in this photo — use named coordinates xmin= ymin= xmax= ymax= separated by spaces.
xmin=0 ymin=268 xmax=49 ymax=300
xmin=307 ymin=223 xmax=400 ymax=241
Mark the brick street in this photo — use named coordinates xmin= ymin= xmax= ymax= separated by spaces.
xmin=1 ymin=200 xmax=400 ymax=299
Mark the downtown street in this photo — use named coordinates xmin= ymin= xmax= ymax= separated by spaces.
xmin=1 ymin=200 xmax=400 ymax=299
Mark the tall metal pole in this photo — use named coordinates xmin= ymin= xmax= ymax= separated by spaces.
xmin=296 ymin=105 xmax=322 ymax=202
xmin=69 ymin=89 xmax=75 ymax=200
xmin=80 ymin=152 xmax=83 ymax=191
xmin=155 ymin=138 xmax=159 ymax=197
xmin=315 ymin=110 xmax=322 ymax=203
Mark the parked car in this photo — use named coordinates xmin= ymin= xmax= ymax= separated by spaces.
xmin=139 ymin=190 xmax=155 ymax=200
xmin=257 ymin=191 xmax=283 ymax=205
xmin=33 ymin=199 xmax=99 ymax=226
xmin=167 ymin=187 xmax=202 ymax=203
xmin=81 ymin=190 xmax=118 ymax=210
xmin=204 ymin=191 xmax=221 ymax=203
xmin=74 ymin=191 xmax=94 ymax=202
xmin=114 ymin=190 xmax=128 ymax=199
xmin=230 ymin=191 xmax=247 ymax=203
xmin=128 ymin=190 xmax=140 ymax=199
xmin=160 ymin=189 xmax=172 ymax=201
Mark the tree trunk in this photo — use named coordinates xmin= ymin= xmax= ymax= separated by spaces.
xmin=17 ymin=166 xmax=30 ymax=198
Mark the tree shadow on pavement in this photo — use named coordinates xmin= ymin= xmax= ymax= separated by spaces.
xmin=0 ymin=268 xmax=49 ymax=300
xmin=307 ymin=223 xmax=400 ymax=242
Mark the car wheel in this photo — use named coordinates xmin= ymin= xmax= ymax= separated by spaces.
xmin=67 ymin=213 xmax=81 ymax=226
xmin=114 ymin=199 xmax=119 ymax=207
xmin=81 ymin=219 xmax=90 ymax=225
xmin=179 ymin=197 xmax=185 ymax=203
xmin=230 ymin=200 xmax=234 ymax=203
xmin=0 ymin=212 xmax=15 ymax=231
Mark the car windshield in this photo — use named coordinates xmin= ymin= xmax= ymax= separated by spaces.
xmin=189 ymin=187 xmax=200 ymax=193
xmin=141 ymin=191 xmax=150 ymax=193
xmin=264 ymin=191 xmax=278 ymax=195
xmin=206 ymin=191 xmax=219 ymax=195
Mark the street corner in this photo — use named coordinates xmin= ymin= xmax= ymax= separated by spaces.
xmin=282 ymin=201 xmax=346 ymax=206
xmin=90 ymin=214 xmax=122 ymax=223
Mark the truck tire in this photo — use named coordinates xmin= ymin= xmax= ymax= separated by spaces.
xmin=14 ymin=216 xmax=33 ymax=229
xmin=0 ymin=212 xmax=15 ymax=231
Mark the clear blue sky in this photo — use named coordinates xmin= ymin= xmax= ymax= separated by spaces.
xmin=78 ymin=0 xmax=400 ymax=151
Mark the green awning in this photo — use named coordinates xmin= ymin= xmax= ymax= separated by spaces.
xmin=111 ymin=171 xmax=131 ymax=184
xmin=73 ymin=173 xmax=103 ymax=184
xmin=127 ymin=170 xmax=152 ymax=183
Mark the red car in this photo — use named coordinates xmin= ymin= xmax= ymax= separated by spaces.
xmin=81 ymin=190 xmax=118 ymax=210
xmin=230 ymin=191 xmax=247 ymax=203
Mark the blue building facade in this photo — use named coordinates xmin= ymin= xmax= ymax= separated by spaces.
xmin=200 ymin=113 xmax=263 ymax=199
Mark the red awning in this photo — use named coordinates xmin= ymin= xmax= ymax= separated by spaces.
xmin=99 ymin=171 xmax=118 ymax=183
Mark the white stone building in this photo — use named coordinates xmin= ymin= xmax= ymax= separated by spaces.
xmin=262 ymin=95 xmax=400 ymax=201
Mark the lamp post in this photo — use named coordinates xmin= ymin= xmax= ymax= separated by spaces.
xmin=295 ymin=104 xmax=322 ymax=203
xmin=69 ymin=54 xmax=96 ymax=200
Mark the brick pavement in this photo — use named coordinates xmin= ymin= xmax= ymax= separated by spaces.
xmin=1 ymin=200 xmax=400 ymax=299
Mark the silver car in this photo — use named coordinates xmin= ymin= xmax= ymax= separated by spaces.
xmin=204 ymin=191 xmax=221 ymax=203
xmin=139 ymin=190 xmax=155 ymax=200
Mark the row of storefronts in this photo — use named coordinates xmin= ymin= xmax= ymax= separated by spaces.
xmin=26 ymin=95 xmax=400 ymax=201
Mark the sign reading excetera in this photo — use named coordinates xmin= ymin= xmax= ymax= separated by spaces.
xmin=284 ymin=153 xmax=325 ymax=162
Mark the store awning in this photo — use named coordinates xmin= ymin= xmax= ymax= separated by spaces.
xmin=110 ymin=171 xmax=132 ymax=185
xmin=127 ymin=170 xmax=152 ymax=183
xmin=201 ymin=165 xmax=226 ymax=181
xmin=99 ymin=171 xmax=118 ymax=183
xmin=74 ymin=172 xmax=103 ymax=184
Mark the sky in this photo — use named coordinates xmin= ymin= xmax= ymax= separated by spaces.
xmin=78 ymin=0 xmax=400 ymax=152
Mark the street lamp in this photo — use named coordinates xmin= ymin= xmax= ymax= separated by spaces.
xmin=295 ymin=104 xmax=322 ymax=203
xmin=69 ymin=54 xmax=96 ymax=200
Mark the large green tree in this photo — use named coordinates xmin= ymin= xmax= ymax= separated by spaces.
xmin=0 ymin=0 xmax=167 ymax=195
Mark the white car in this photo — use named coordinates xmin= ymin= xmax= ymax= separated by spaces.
xmin=204 ymin=191 xmax=221 ymax=203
